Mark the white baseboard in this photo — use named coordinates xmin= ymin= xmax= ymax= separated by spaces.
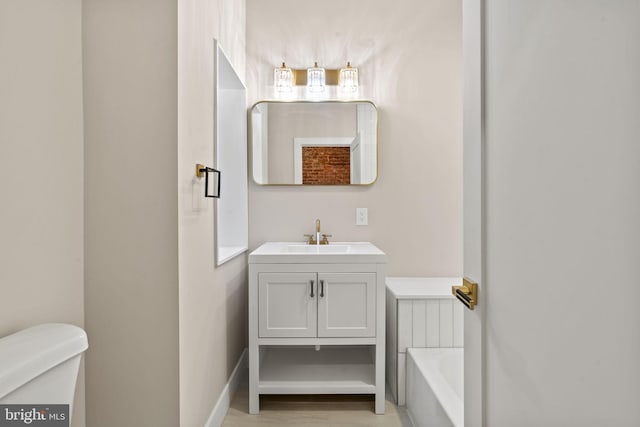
xmin=204 ymin=347 xmax=248 ymax=427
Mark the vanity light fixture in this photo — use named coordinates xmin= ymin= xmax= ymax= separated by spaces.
xmin=306 ymin=62 xmax=326 ymax=93
xmin=273 ymin=62 xmax=294 ymax=92
xmin=273 ymin=62 xmax=359 ymax=99
xmin=339 ymin=62 xmax=359 ymax=92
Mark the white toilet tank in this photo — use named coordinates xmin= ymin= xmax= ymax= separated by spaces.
xmin=0 ymin=323 xmax=88 ymax=409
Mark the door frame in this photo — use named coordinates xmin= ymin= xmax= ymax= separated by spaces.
xmin=462 ymin=0 xmax=485 ymax=426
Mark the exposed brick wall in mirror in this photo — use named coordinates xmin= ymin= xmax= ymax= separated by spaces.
xmin=302 ymin=146 xmax=350 ymax=184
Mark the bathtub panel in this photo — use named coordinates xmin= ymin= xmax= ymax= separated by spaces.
xmin=385 ymin=289 xmax=398 ymax=402
xmin=397 ymin=352 xmax=406 ymax=406
xmin=426 ymin=300 xmax=440 ymax=347
xmin=439 ymin=300 xmax=454 ymax=347
xmin=412 ymin=300 xmax=427 ymax=348
xmin=453 ymin=303 xmax=464 ymax=348
xmin=388 ymin=343 xmax=397 ymax=402
xmin=398 ymin=300 xmax=412 ymax=353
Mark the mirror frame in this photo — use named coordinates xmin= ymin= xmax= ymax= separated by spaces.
xmin=249 ymin=100 xmax=379 ymax=186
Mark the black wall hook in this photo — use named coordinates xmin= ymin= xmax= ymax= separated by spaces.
xmin=196 ymin=163 xmax=221 ymax=198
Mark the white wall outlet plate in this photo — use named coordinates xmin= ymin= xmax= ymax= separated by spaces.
xmin=356 ymin=208 xmax=368 ymax=226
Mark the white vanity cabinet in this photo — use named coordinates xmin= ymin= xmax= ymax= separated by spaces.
xmin=248 ymin=242 xmax=387 ymax=415
xmin=258 ymin=272 xmax=317 ymax=338
xmin=258 ymin=272 xmax=376 ymax=338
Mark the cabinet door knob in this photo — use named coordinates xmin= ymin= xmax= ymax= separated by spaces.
xmin=320 ymin=280 xmax=325 ymax=297
xmin=310 ymin=280 xmax=315 ymax=297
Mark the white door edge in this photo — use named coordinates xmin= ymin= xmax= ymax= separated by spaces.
xmin=463 ymin=0 xmax=485 ymax=426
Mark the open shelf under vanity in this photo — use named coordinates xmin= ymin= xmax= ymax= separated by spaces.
xmin=258 ymin=345 xmax=376 ymax=395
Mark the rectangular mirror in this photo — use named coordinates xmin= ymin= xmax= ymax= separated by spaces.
xmin=250 ymin=101 xmax=377 ymax=185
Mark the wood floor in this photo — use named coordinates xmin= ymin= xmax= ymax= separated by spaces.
xmin=222 ymin=380 xmax=414 ymax=426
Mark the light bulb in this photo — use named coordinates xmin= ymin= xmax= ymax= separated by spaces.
xmin=339 ymin=62 xmax=359 ymax=92
xmin=274 ymin=62 xmax=293 ymax=92
xmin=307 ymin=62 xmax=325 ymax=93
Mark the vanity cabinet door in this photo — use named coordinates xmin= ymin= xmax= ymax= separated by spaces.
xmin=317 ymin=273 xmax=376 ymax=338
xmin=258 ymin=272 xmax=317 ymax=337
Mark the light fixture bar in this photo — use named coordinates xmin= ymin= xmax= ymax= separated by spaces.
xmin=290 ymin=69 xmax=340 ymax=86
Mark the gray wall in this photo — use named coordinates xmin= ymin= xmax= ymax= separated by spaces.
xmin=0 ymin=1 xmax=85 ymax=426
xmin=3 ymin=1 xmax=248 ymax=425
xmin=83 ymin=0 xmax=179 ymax=426
xmin=177 ymin=0 xmax=247 ymax=425
xmin=246 ymin=0 xmax=463 ymax=276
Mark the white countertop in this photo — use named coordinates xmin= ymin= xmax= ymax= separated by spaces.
xmin=249 ymin=242 xmax=387 ymax=264
xmin=386 ymin=277 xmax=462 ymax=299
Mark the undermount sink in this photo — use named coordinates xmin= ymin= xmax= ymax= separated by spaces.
xmin=286 ymin=244 xmax=350 ymax=253
xmin=249 ymin=242 xmax=387 ymax=263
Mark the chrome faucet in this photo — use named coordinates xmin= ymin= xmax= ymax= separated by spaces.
xmin=304 ymin=219 xmax=331 ymax=245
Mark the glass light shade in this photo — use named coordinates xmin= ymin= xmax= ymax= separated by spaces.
xmin=339 ymin=62 xmax=359 ymax=92
xmin=274 ymin=62 xmax=293 ymax=92
xmin=306 ymin=62 xmax=325 ymax=93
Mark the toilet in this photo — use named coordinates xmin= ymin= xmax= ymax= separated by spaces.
xmin=0 ymin=323 xmax=88 ymax=411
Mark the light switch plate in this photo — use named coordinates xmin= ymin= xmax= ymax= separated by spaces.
xmin=356 ymin=208 xmax=368 ymax=225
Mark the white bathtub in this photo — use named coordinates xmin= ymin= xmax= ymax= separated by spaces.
xmin=406 ymin=348 xmax=463 ymax=427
